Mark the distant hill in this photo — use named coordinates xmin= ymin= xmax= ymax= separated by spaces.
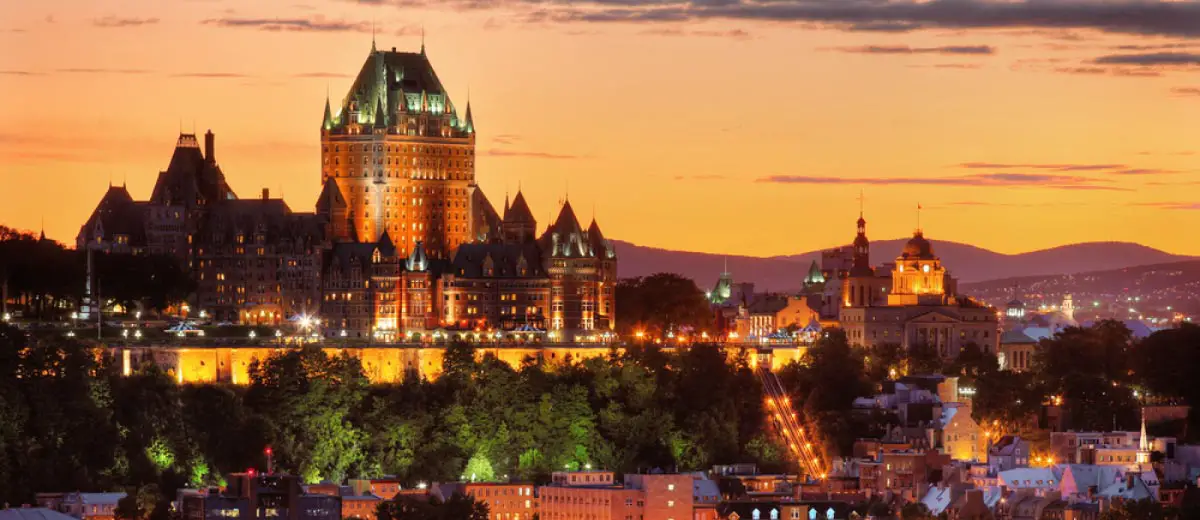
xmin=613 ymin=239 xmax=1192 ymax=292
xmin=961 ymin=259 xmax=1200 ymax=316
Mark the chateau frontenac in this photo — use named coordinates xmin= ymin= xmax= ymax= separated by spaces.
xmin=77 ymin=42 xmax=616 ymax=342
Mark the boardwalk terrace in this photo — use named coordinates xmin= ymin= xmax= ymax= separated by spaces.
xmin=116 ymin=343 xmax=625 ymax=384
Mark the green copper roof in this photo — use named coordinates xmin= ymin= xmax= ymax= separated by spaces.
xmin=332 ymin=46 xmax=456 ymax=129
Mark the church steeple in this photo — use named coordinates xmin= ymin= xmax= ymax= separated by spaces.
xmin=851 ymin=209 xmax=871 ymax=277
xmin=1137 ymin=408 xmax=1151 ymax=465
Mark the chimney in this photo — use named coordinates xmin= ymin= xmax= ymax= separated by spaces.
xmin=262 ymin=188 xmax=269 ymax=201
xmin=205 ymin=130 xmax=215 ymax=163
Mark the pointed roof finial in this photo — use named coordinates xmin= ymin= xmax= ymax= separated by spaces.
xmin=420 ymin=26 xmax=426 ymax=55
xmin=371 ymin=20 xmax=377 ymax=52
xmin=916 ymin=202 xmax=923 ymax=234
xmin=323 ymin=88 xmax=334 ymax=130
xmin=858 ymin=189 xmax=865 ymax=219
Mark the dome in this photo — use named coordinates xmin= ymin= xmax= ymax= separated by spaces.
xmin=902 ymin=231 xmax=936 ymax=259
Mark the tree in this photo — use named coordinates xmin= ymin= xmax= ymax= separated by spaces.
xmin=615 ymin=273 xmax=712 ymax=336
xmin=972 ymin=370 xmax=1043 ymax=433
xmin=246 ymin=346 xmax=369 ymax=483
xmin=906 ymin=342 xmax=941 ymax=375
xmin=899 ymin=502 xmax=933 ymax=520
xmin=1099 ymin=498 xmax=1176 ymax=520
xmin=115 ymin=484 xmax=164 ymax=520
xmin=945 ymin=343 xmax=998 ymax=387
xmin=377 ymin=494 xmax=489 ymax=520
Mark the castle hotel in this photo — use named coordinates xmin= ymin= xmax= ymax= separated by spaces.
xmin=77 ymin=42 xmax=616 ymax=342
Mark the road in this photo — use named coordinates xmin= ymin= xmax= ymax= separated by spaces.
xmin=758 ymin=367 xmax=826 ymax=481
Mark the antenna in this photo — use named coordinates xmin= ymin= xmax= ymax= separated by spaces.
xmin=916 ymin=202 xmax=923 ymax=233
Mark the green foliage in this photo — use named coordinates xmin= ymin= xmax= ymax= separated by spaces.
xmin=463 ymin=450 xmax=496 ymax=482
xmin=377 ymin=494 xmax=489 ymax=520
xmin=778 ymin=329 xmax=875 ymax=457
xmin=0 ymin=322 xmax=770 ymax=505
xmin=615 ymin=273 xmax=712 ymax=336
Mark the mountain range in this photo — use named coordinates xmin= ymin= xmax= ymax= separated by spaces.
xmin=612 ymin=239 xmax=1194 ymax=292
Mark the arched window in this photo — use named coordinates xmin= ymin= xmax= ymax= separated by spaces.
xmin=752 ymin=510 xmax=761 ymax=520
xmin=808 ymin=509 xmax=816 ymax=520
xmin=770 ymin=509 xmax=779 ymax=520
xmin=825 ymin=508 xmax=834 ymax=520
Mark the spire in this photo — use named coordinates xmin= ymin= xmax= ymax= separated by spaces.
xmin=39 ymin=216 xmax=45 ymax=242
xmin=464 ymin=99 xmax=474 ymax=134
xmin=371 ymin=20 xmax=377 ymax=53
xmin=420 ymin=26 xmax=426 ymax=55
xmin=323 ymin=91 xmax=333 ymax=131
xmin=1140 ymin=409 xmax=1150 ymax=452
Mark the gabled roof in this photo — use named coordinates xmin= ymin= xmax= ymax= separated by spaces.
xmin=77 ymin=186 xmax=147 ymax=245
xmin=472 ymin=189 xmax=502 ymax=242
xmin=587 ymin=219 xmax=615 ymax=259
xmin=315 ymin=177 xmax=347 ymax=215
xmin=376 ymin=230 xmax=396 ymax=257
xmin=1099 ymin=474 xmax=1154 ymax=500
xmin=333 ymin=48 xmax=463 ymax=131
xmin=540 ymin=200 xmax=589 ymax=257
xmin=998 ymin=468 xmax=1058 ymax=489
xmin=0 ymin=509 xmax=78 ymax=520
xmin=150 ymin=133 xmax=235 ymax=208
xmin=504 ymin=191 xmax=535 ymax=223
xmin=1001 ymin=329 xmax=1038 ymax=345
xmin=451 ymin=242 xmax=545 ymax=278
xmin=407 ymin=240 xmax=428 ymax=271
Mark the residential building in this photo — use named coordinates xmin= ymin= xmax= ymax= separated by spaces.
xmin=59 ymin=493 xmax=125 ymax=520
xmin=451 ymin=483 xmax=537 ymax=520
xmin=179 ymin=473 xmax=340 ymax=520
xmin=988 ymin=436 xmax=1031 ymax=475
xmin=537 ymin=471 xmax=691 ymax=520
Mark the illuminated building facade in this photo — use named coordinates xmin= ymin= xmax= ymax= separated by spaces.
xmin=318 ymin=42 xmax=477 ymax=260
xmin=835 ymin=213 xmax=999 ymax=357
xmin=77 ymin=132 xmax=327 ymax=323
xmin=316 ymin=44 xmax=616 ymax=339
xmin=77 ymin=42 xmax=616 ymax=335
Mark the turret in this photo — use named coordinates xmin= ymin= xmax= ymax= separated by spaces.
xmin=322 ymin=95 xmax=333 ymax=130
xmin=464 ymin=101 xmax=475 ymax=134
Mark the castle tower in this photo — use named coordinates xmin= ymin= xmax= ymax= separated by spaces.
xmin=320 ymin=42 xmax=476 ymax=259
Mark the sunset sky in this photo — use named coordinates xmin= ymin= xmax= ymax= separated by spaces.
xmin=3 ymin=0 xmax=1200 ymax=257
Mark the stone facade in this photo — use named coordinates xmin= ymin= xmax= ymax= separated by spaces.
xmin=833 ymin=213 xmax=1000 ymax=357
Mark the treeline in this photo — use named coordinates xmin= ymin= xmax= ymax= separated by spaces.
xmin=777 ymin=322 xmax=1200 ymax=457
xmin=0 ymin=226 xmax=192 ymax=318
xmin=0 ymin=325 xmax=779 ymax=506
